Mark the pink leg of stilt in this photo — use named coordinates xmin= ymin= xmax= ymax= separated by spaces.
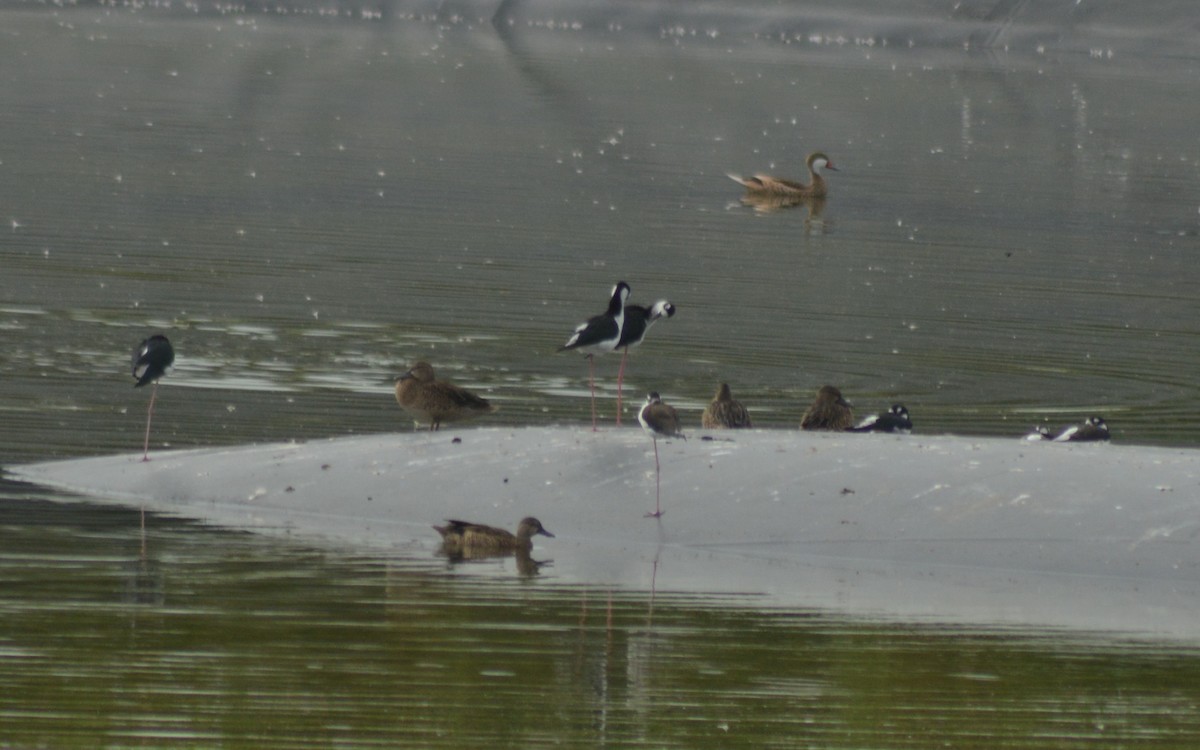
xmin=588 ymin=355 xmax=598 ymax=432
xmin=645 ymin=437 xmax=664 ymax=518
xmin=141 ymin=381 xmax=158 ymax=462
xmin=616 ymin=348 xmax=628 ymax=426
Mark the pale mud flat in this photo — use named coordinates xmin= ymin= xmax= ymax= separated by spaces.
xmin=9 ymin=427 xmax=1200 ymax=639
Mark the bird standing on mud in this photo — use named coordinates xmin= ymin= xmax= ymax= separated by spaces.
xmin=701 ymin=382 xmax=753 ymax=429
xmin=800 ymin=385 xmax=854 ymax=431
xmin=395 ymin=361 xmax=496 ymax=431
xmin=639 ymin=392 xmax=686 ymax=519
xmin=132 ymin=334 xmax=174 ymax=462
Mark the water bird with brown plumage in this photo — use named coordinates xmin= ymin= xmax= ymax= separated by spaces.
xmin=434 ymin=517 xmax=554 ymax=556
xmin=394 ymin=361 xmax=496 ymax=431
xmin=800 ymin=385 xmax=854 ymax=431
xmin=701 ymin=383 xmax=753 ymax=429
xmin=727 ymin=151 xmax=838 ymax=199
xmin=639 ymin=392 xmax=686 ymax=518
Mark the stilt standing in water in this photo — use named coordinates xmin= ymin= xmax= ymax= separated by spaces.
xmin=613 ymin=299 xmax=675 ymax=425
xmin=132 ymin=334 xmax=174 ymax=462
xmin=638 ymin=392 xmax=686 ymax=518
xmin=558 ymin=281 xmax=630 ymax=431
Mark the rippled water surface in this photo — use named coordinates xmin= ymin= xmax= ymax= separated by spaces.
xmin=3 ymin=0 xmax=1200 ymax=746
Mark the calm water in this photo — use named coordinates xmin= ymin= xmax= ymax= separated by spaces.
xmin=3 ymin=1 xmax=1200 ymax=746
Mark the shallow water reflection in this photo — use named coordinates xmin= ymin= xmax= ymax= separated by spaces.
xmin=2 ymin=490 xmax=1199 ymax=748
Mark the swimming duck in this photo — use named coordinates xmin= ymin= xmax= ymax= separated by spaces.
xmin=395 ymin=361 xmax=496 ymax=431
xmin=849 ymin=404 xmax=912 ymax=434
xmin=800 ymin=385 xmax=854 ymax=431
xmin=434 ymin=517 xmax=555 ymax=555
xmin=701 ymin=383 xmax=753 ymax=429
xmin=728 ymin=151 xmax=838 ymax=199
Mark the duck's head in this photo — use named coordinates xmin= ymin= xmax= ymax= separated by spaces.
xmin=808 ymin=152 xmax=838 ymax=172
xmin=517 ymin=517 xmax=555 ymax=540
xmin=398 ymin=361 xmax=436 ymax=383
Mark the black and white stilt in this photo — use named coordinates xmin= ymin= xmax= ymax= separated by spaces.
xmin=614 ymin=300 xmax=675 ymax=425
xmin=558 ymin=281 xmax=630 ymax=430
xmin=849 ymin=404 xmax=912 ymax=433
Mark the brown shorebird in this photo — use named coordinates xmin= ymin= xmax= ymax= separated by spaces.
xmin=800 ymin=385 xmax=854 ymax=431
xmin=394 ymin=361 xmax=496 ymax=431
xmin=701 ymin=383 xmax=753 ymax=429
xmin=639 ymin=392 xmax=686 ymax=518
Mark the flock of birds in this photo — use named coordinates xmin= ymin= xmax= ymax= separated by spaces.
xmin=126 ymin=151 xmax=1110 ymax=554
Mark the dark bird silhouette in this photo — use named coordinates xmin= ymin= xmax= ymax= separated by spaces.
xmin=132 ymin=334 xmax=174 ymax=462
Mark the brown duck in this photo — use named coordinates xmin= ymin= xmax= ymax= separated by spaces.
xmin=701 ymin=383 xmax=753 ymax=429
xmin=800 ymin=385 xmax=854 ymax=431
xmin=434 ymin=517 xmax=555 ymax=555
xmin=395 ymin=361 xmax=497 ymax=431
xmin=727 ymin=151 xmax=838 ymax=199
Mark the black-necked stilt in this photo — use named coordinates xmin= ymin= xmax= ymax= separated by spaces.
xmin=395 ymin=361 xmax=497 ymax=432
xmin=559 ymin=281 xmax=631 ymax=431
xmin=614 ymin=299 xmax=675 ymax=425
xmin=639 ymin=392 xmax=686 ymax=518
xmin=1056 ymin=416 xmax=1110 ymax=442
xmin=850 ymin=404 xmax=912 ymax=433
xmin=132 ymin=334 xmax=174 ymax=462
xmin=701 ymin=382 xmax=753 ymax=429
xmin=800 ymin=385 xmax=854 ymax=431
xmin=1025 ymin=425 xmax=1054 ymax=441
